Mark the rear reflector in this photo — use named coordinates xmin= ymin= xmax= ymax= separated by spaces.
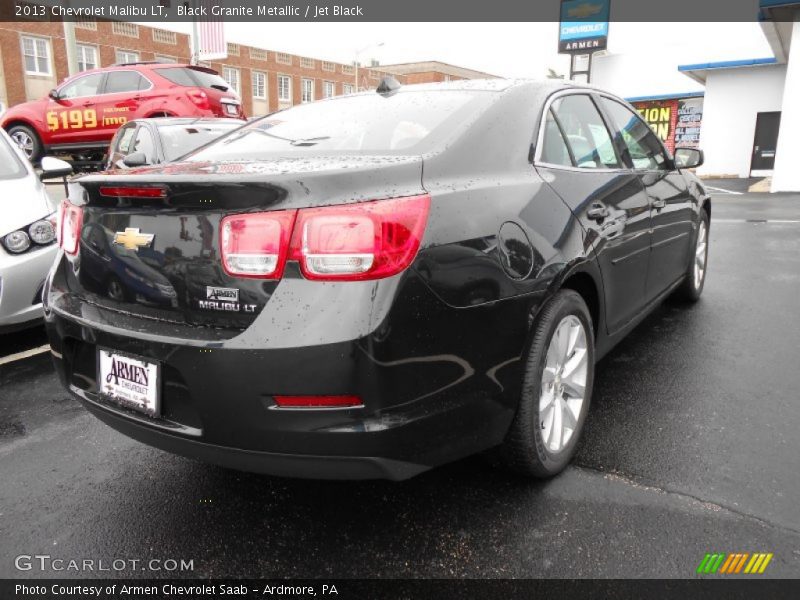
xmin=58 ymin=200 xmax=83 ymax=256
xmin=273 ymin=395 xmax=363 ymax=408
xmin=289 ymin=194 xmax=430 ymax=281
xmin=99 ymin=186 xmax=167 ymax=198
xmin=220 ymin=210 xmax=297 ymax=279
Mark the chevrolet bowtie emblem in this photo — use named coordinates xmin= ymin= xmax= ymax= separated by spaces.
xmin=113 ymin=228 xmax=154 ymax=251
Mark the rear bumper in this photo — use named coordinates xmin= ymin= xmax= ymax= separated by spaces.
xmin=45 ymin=270 xmax=532 ymax=480
xmin=77 ymin=387 xmax=426 ymax=480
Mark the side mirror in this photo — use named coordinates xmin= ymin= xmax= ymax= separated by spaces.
xmin=674 ymin=147 xmax=704 ymax=169
xmin=48 ymin=89 xmax=61 ymax=101
xmin=122 ymin=152 xmax=149 ymax=168
xmin=39 ymin=156 xmax=72 ymax=180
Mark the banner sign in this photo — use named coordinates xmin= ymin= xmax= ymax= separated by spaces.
xmin=632 ymin=96 xmax=704 ymax=154
xmin=559 ymin=0 xmax=611 ymax=53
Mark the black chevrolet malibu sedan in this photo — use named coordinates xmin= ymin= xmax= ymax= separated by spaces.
xmin=44 ymin=79 xmax=710 ymax=480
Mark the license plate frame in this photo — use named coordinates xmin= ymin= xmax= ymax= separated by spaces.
xmin=224 ymin=103 xmax=239 ymax=115
xmin=96 ymin=347 xmax=161 ymax=417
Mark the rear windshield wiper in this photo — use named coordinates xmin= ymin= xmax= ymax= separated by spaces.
xmin=210 ymin=84 xmax=229 ymax=92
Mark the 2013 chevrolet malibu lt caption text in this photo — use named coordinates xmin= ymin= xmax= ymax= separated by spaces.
xmin=43 ymin=79 xmax=710 ymax=480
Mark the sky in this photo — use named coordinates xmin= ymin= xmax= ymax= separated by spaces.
xmin=150 ymin=21 xmax=774 ymax=89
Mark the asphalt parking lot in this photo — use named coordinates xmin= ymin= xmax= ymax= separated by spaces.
xmin=1 ymin=190 xmax=799 ymax=579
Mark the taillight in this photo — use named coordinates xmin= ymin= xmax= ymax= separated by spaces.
xmin=186 ymin=88 xmax=210 ymax=110
xmin=219 ymin=195 xmax=430 ymax=281
xmin=58 ymin=200 xmax=83 ymax=255
xmin=273 ymin=395 xmax=363 ymax=409
xmin=288 ymin=195 xmax=430 ymax=281
xmin=99 ymin=186 xmax=167 ymax=198
xmin=220 ymin=210 xmax=297 ymax=279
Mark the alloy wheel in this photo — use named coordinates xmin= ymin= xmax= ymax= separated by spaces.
xmin=539 ymin=315 xmax=588 ymax=453
xmin=11 ymin=131 xmax=34 ymax=158
xmin=694 ymin=221 xmax=708 ymax=289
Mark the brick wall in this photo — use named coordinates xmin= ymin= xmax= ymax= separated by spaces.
xmin=1 ymin=20 xmax=410 ymax=116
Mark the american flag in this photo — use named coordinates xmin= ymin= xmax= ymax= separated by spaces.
xmin=193 ymin=0 xmax=226 ymax=61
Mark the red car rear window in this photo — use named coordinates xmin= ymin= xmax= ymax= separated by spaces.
xmin=156 ymin=67 xmax=231 ymax=92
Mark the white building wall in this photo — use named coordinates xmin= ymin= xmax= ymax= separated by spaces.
xmin=591 ymin=53 xmax=705 ymax=99
xmin=772 ymin=20 xmax=800 ymax=192
xmin=697 ymin=65 xmax=786 ymax=178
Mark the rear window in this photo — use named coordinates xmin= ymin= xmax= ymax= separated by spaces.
xmin=156 ymin=67 xmax=230 ymax=91
xmin=158 ymin=122 xmax=244 ymax=161
xmin=186 ymin=91 xmax=490 ymax=159
xmin=0 ymin=135 xmax=28 ymax=180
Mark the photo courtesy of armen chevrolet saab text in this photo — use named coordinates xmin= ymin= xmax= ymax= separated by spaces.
xmin=43 ymin=78 xmax=710 ymax=481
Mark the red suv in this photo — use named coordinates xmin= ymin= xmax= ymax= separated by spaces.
xmin=1 ymin=62 xmax=244 ymax=163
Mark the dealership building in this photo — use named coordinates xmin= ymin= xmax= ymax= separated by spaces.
xmin=594 ymin=1 xmax=800 ymax=192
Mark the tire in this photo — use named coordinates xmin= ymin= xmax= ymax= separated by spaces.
xmin=499 ymin=289 xmax=595 ymax=478
xmin=7 ymin=124 xmax=43 ymax=162
xmin=672 ymin=209 xmax=709 ymax=303
xmin=106 ymin=276 xmax=130 ymax=302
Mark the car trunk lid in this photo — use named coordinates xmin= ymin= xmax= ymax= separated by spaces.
xmin=62 ymin=156 xmax=424 ymax=333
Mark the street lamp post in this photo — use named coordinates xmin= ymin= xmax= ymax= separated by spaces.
xmin=354 ymin=42 xmax=384 ymax=91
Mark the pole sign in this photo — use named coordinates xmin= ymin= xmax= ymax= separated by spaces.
xmin=559 ymin=0 xmax=610 ymax=53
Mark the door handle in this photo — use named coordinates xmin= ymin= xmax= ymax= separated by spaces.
xmin=652 ymin=199 xmax=666 ymax=210
xmin=587 ymin=204 xmax=609 ymax=221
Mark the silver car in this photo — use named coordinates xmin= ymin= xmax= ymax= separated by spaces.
xmin=0 ymin=130 xmax=64 ymax=332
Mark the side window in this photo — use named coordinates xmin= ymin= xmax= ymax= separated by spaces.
xmin=551 ymin=95 xmax=620 ymax=169
xmin=104 ymin=71 xmax=148 ymax=95
xmin=602 ymin=98 xmax=669 ymax=171
xmin=131 ymin=127 xmax=156 ymax=164
xmin=540 ymin=109 xmax=573 ymax=167
xmin=113 ymin=125 xmax=137 ymax=156
xmin=59 ymin=73 xmax=104 ymax=99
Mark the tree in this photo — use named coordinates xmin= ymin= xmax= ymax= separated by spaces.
xmin=547 ymin=68 xmax=565 ymax=80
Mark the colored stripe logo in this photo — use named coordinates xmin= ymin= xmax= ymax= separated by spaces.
xmin=697 ymin=552 xmax=773 ymax=574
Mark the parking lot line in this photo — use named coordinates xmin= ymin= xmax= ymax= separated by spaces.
xmin=706 ymin=185 xmax=743 ymax=195
xmin=0 ymin=344 xmax=51 ymax=366
xmin=712 ymin=218 xmax=800 ymax=224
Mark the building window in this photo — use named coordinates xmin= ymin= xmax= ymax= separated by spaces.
xmin=278 ymin=75 xmax=292 ymax=102
xmin=115 ymin=50 xmax=140 ymax=65
xmin=112 ymin=22 xmax=139 ymax=38
xmin=75 ymin=18 xmax=97 ymax=30
xmin=301 ymin=78 xmax=314 ymax=103
xmin=76 ymin=44 xmax=98 ymax=72
xmin=21 ymin=36 xmax=51 ymax=75
xmin=227 ymin=43 xmax=240 ymax=56
xmin=154 ymin=55 xmax=177 ymax=64
xmin=252 ymin=71 xmax=266 ymax=99
xmin=323 ymin=81 xmax=335 ymax=99
xmin=223 ymin=67 xmax=240 ymax=94
xmin=276 ymin=52 xmax=292 ymax=65
xmin=250 ymin=47 xmax=267 ymax=61
xmin=342 ymin=64 xmax=354 ymax=75
xmin=342 ymin=83 xmax=354 ymax=95
xmin=322 ymin=61 xmax=336 ymax=72
xmin=152 ymin=29 xmax=177 ymax=45
xmin=300 ymin=57 xmax=315 ymax=69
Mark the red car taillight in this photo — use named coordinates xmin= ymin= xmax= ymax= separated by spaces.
xmin=220 ymin=210 xmax=297 ymax=279
xmin=219 ymin=195 xmax=430 ymax=281
xmin=186 ymin=89 xmax=211 ymax=110
xmin=58 ymin=200 xmax=83 ymax=256
xmin=289 ymin=194 xmax=430 ymax=281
